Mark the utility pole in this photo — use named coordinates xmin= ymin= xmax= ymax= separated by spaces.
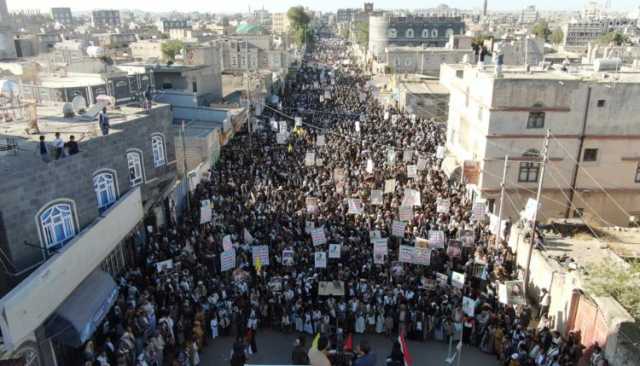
xmin=565 ymin=85 xmax=591 ymax=218
xmin=497 ymin=155 xmax=509 ymax=246
xmin=246 ymin=72 xmax=252 ymax=148
xmin=181 ymin=120 xmax=191 ymax=213
xmin=524 ymin=129 xmax=550 ymax=295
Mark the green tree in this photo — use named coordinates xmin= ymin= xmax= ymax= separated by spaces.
xmin=161 ymin=40 xmax=184 ymax=61
xmin=532 ymin=21 xmax=551 ymax=41
xmin=353 ymin=21 xmax=369 ymax=47
xmin=287 ymin=6 xmax=313 ymax=47
xmin=598 ymin=31 xmax=631 ymax=46
xmin=550 ymin=28 xmax=564 ymax=45
xmin=585 ymin=260 xmax=640 ymax=320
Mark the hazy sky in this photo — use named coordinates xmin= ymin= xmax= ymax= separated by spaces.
xmin=6 ymin=0 xmax=639 ymax=13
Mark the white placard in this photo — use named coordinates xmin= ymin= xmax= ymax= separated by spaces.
xmin=333 ymin=168 xmax=346 ymax=182
xmin=428 ymin=230 xmax=445 ymax=249
xmin=243 ymin=228 xmax=254 ymax=244
xmin=403 ymin=150 xmax=413 ymax=162
xmin=462 ymin=296 xmax=476 ymax=316
xmin=370 ymin=190 xmax=383 ymax=205
xmin=384 ymin=179 xmax=396 ymax=194
xmin=314 ymin=251 xmax=327 ymax=268
xmin=436 ymin=146 xmax=445 ymax=159
xmin=328 ymin=244 xmax=341 ymax=259
xmin=305 ymin=152 xmax=316 ymax=167
xmin=366 ymin=159 xmax=374 ymax=174
xmin=399 ymin=206 xmax=413 ymax=221
xmin=451 ymin=271 xmax=465 ymax=289
xmin=311 ymin=227 xmax=327 ymax=246
xmin=402 ymin=188 xmax=421 ymax=207
xmin=523 ymin=198 xmax=539 ymax=221
xmin=407 ymin=165 xmax=418 ymax=179
xmin=270 ymin=120 xmax=278 ymax=131
xmin=415 ymin=237 xmax=429 ymax=249
xmin=306 ymin=197 xmax=319 ymax=213
xmin=316 ymin=135 xmax=325 ymax=146
xmin=387 ymin=149 xmax=396 ymax=164
xmin=489 ymin=213 xmax=508 ymax=239
xmin=392 ymin=220 xmax=406 ymax=237
xmin=305 ymin=220 xmax=315 ymax=234
xmin=276 ymin=132 xmax=288 ymax=144
xmin=372 ymin=238 xmax=388 ymax=254
xmin=295 ymin=116 xmax=302 ymax=127
xmin=347 ymin=198 xmax=364 ymax=215
xmin=414 ymin=247 xmax=431 ymax=266
xmin=252 ymin=245 xmax=270 ymax=266
xmin=471 ymin=201 xmax=486 ymax=221
xmin=155 ymin=259 xmax=174 ymax=273
xmin=417 ymin=158 xmax=427 ymax=171
xmin=220 ymin=249 xmax=236 ymax=272
xmin=369 ymin=230 xmax=382 ymax=240
xmin=398 ymin=245 xmax=415 ymax=263
xmin=199 ymin=199 xmax=212 ymax=224
xmin=279 ymin=121 xmax=288 ymax=133
xmin=315 ymin=158 xmax=324 ymax=167
xmin=436 ymin=199 xmax=450 ymax=214
xmin=282 ymin=249 xmax=294 ymax=266
xmin=222 ymin=235 xmax=233 ymax=251
xmin=384 ymin=111 xmax=389 ymax=121
xmin=355 ymin=121 xmax=361 ymax=133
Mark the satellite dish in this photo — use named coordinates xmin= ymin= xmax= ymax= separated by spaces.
xmin=71 ymin=95 xmax=87 ymax=114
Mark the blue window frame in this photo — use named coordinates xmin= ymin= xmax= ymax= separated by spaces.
xmin=39 ymin=202 xmax=76 ymax=252
xmin=94 ymin=171 xmax=117 ymax=211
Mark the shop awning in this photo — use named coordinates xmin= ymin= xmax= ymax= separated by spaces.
xmin=44 ymin=270 xmax=118 ymax=347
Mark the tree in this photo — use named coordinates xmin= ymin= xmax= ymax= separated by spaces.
xmin=287 ymin=6 xmax=313 ymax=48
xmin=550 ymin=28 xmax=564 ymax=45
xmin=598 ymin=31 xmax=631 ymax=46
xmin=353 ymin=21 xmax=369 ymax=47
xmin=532 ymin=21 xmax=551 ymax=41
xmin=584 ymin=260 xmax=640 ymax=320
xmin=161 ymin=40 xmax=184 ymax=61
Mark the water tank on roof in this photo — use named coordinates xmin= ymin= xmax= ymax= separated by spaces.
xmin=86 ymin=46 xmax=105 ymax=58
xmin=594 ymin=58 xmax=622 ymax=72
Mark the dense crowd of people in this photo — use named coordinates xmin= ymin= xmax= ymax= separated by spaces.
xmin=82 ymin=38 xmax=598 ymax=366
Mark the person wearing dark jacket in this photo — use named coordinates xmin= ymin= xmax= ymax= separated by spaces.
xmin=386 ymin=341 xmax=403 ymax=366
xmin=292 ymin=336 xmax=310 ymax=365
xmin=230 ymin=336 xmax=246 ymax=366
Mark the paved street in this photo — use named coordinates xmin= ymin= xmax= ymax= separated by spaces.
xmin=200 ymin=329 xmax=499 ymax=366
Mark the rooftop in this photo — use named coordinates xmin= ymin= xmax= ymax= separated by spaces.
xmin=397 ymin=79 xmax=449 ymax=95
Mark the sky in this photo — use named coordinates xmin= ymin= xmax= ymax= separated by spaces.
xmin=6 ymin=0 xmax=640 ymax=14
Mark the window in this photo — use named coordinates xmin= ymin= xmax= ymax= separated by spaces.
xmin=406 ymin=28 xmax=414 ymax=38
xmin=192 ymin=81 xmax=198 ymax=93
xmin=597 ymin=99 xmax=606 ymax=107
xmin=431 ymin=29 xmax=438 ymax=38
xmin=456 ymin=70 xmax=464 ymax=79
xmin=127 ymin=150 xmax=145 ymax=186
xmin=582 ymin=148 xmax=598 ymax=162
xmin=94 ymin=171 xmax=118 ymax=210
xmin=527 ymin=112 xmax=545 ymax=129
xmin=151 ymin=134 xmax=167 ymax=167
xmin=405 ymin=58 xmax=412 ymax=66
xmin=38 ymin=201 xmax=76 ymax=252
xmin=635 ymin=163 xmax=640 ymax=183
xmin=518 ymin=150 xmax=541 ymax=183
xmin=422 ymin=29 xmax=430 ymax=38
xmin=388 ymin=28 xmax=397 ymax=38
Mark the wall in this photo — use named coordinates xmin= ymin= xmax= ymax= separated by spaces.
xmin=0 ymin=105 xmax=176 ymax=275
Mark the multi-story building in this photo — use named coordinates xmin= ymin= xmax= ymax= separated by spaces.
xmin=0 ymin=0 xmax=16 ymax=59
xmin=382 ymin=46 xmax=473 ymax=75
xmin=217 ymin=35 xmax=290 ymax=73
xmin=272 ymin=13 xmax=291 ymax=35
xmin=96 ymin=33 xmax=137 ymax=48
xmin=158 ymin=19 xmax=192 ymax=33
xmin=439 ymin=63 xmax=640 ymax=226
xmin=562 ymin=18 xmax=633 ymax=51
xmin=336 ymin=8 xmax=358 ymax=23
xmin=51 ymin=7 xmax=73 ymax=26
xmin=519 ymin=5 xmax=539 ymax=25
xmin=0 ymin=101 xmax=177 ymax=364
xmin=368 ymin=14 xmax=466 ymax=60
xmin=91 ymin=9 xmax=121 ymax=28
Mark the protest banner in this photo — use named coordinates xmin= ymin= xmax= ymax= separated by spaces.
xmin=222 ymin=235 xmax=233 ymax=251
xmin=282 ymin=249 xmax=294 ymax=266
xmin=399 ymin=206 xmax=413 ymax=221
xmin=314 ymin=251 xmax=327 ymax=268
xmin=318 ymin=281 xmax=345 ymax=296
xmin=436 ymin=198 xmax=450 ymax=214
xmin=460 ymin=229 xmax=475 ymax=247
xmin=387 ymin=149 xmax=396 ymax=164
xmin=270 ymin=120 xmax=278 ymax=131
xmin=403 ymin=150 xmax=413 ymax=162
xmin=384 ymin=179 xmax=396 ymax=194
xmin=295 ymin=116 xmax=302 ymax=127
xmin=220 ymin=249 xmax=236 ymax=272
xmin=489 ymin=213 xmax=507 ymax=239
xmin=414 ymin=247 xmax=431 ymax=266
xmin=306 ymin=197 xmax=319 ymax=213
xmin=305 ymin=152 xmax=315 ymax=167
xmin=447 ymin=240 xmax=462 ymax=258
xmin=499 ymin=280 xmax=526 ymax=305
xmin=415 ymin=237 xmax=429 ymax=249
xmin=472 ymin=262 xmax=487 ymax=279
xmin=243 ymin=228 xmax=254 ymax=244
xmin=384 ymin=111 xmax=389 ymax=121
xmin=523 ymin=198 xmax=539 ymax=221
xmin=372 ymin=238 xmax=388 ymax=254
xmin=311 ymin=227 xmax=327 ymax=246
xmin=279 ymin=121 xmax=288 ymax=133
xmin=333 ymin=168 xmax=345 ymax=182
xmin=355 ymin=121 xmax=361 ymax=133
xmin=402 ymin=188 xmax=421 ymax=206
xmin=199 ymin=199 xmax=212 ymax=224
xmin=407 ymin=165 xmax=418 ymax=178
xmin=316 ymin=135 xmax=325 ymax=146
xmin=328 ymin=244 xmax=341 ymax=259
xmin=315 ymin=158 xmax=324 ymax=167
xmin=417 ymin=158 xmax=427 ymax=171
xmin=155 ymin=259 xmax=174 ymax=273
xmin=392 ymin=220 xmax=406 ymax=237
xmin=463 ymin=161 xmax=480 ymax=185
xmin=370 ymin=190 xmax=383 ymax=205
xmin=462 ymin=297 xmax=476 ymax=317
xmin=436 ymin=146 xmax=445 ymax=159
xmin=276 ymin=132 xmax=287 ymax=144
xmin=471 ymin=201 xmax=486 ymax=221
xmin=436 ymin=273 xmax=449 ymax=287
xmin=369 ymin=230 xmax=382 ymax=240
xmin=366 ymin=159 xmax=374 ymax=174
xmin=451 ymin=272 xmax=465 ymax=289
xmin=428 ymin=230 xmax=445 ymax=249
xmin=347 ymin=198 xmax=364 ymax=215
xmin=305 ymin=221 xmax=315 ymax=234
xmin=252 ymin=245 xmax=270 ymax=267
xmin=398 ymin=245 xmax=415 ymax=264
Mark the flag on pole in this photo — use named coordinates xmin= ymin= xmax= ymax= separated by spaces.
xmin=398 ymin=333 xmax=413 ymax=366
xmin=311 ymin=333 xmax=320 ymax=350
xmin=343 ymin=333 xmax=353 ymax=352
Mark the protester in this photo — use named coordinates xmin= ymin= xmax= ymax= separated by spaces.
xmin=83 ymin=37 xmax=590 ymax=366
xmin=353 ymin=340 xmax=376 ymax=366
xmin=65 ymin=135 xmax=80 ymax=156
xmin=292 ymin=336 xmax=310 ymax=365
xmin=52 ymin=132 xmax=64 ymax=159
xmin=99 ymin=107 xmax=109 ymax=136
xmin=38 ymin=135 xmax=49 ymax=162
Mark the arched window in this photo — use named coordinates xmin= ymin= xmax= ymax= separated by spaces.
xmin=422 ymin=29 xmax=430 ymax=38
xmin=127 ymin=150 xmax=145 ymax=187
xmin=151 ymin=134 xmax=167 ymax=167
xmin=431 ymin=29 xmax=438 ymax=38
xmin=388 ymin=28 xmax=397 ymax=38
xmin=406 ymin=28 xmax=414 ymax=38
xmin=93 ymin=170 xmax=118 ymax=211
xmin=38 ymin=201 xmax=77 ymax=252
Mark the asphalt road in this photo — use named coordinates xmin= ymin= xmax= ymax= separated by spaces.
xmin=199 ymin=329 xmax=500 ymax=366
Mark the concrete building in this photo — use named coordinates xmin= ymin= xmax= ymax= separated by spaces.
xmin=158 ymin=19 xmax=192 ymax=33
xmin=217 ymin=36 xmax=290 ymax=73
xmin=271 ymin=13 xmax=290 ymax=35
xmin=440 ymin=63 xmax=640 ymax=226
xmin=562 ymin=18 xmax=633 ymax=51
xmin=382 ymin=46 xmax=473 ymax=75
xmin=336 ymin=8 xmax=358 ymax=23
xmin=368 ymin=14 xmax=465 ymax=60
xmin=0 ymin=103 xmax=177 ymax=364
xmin=0 ymin=0 xmax=16 ymax=60
xmin=51 ymin=7 xmax=73 ymax=26
xmin=91 ymin=9 xmax=121 ymax=29
xmin=96 ymin=33 xmax=137 ymax=48
xmin=519 ymin=5 xmax=539 ymax=25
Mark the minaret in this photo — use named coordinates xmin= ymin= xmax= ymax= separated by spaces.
xmin=483 ymin=0 xmax=488 ymax=16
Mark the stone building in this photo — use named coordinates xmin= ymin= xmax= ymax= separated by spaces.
xmin=562 ymin=18 xmax=633 ymax=51
xmin=439 ymin=63 xmax=640 ymax=226
xmin=271 ymin=13 xmax=290 ymax=35
xmin=368 ymin=14 xmax=466 ymax=60
xmin=91 ymin=9 xmax=121 ymax=29
xmin=51 ymin=7 xmax=73 ymax=26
